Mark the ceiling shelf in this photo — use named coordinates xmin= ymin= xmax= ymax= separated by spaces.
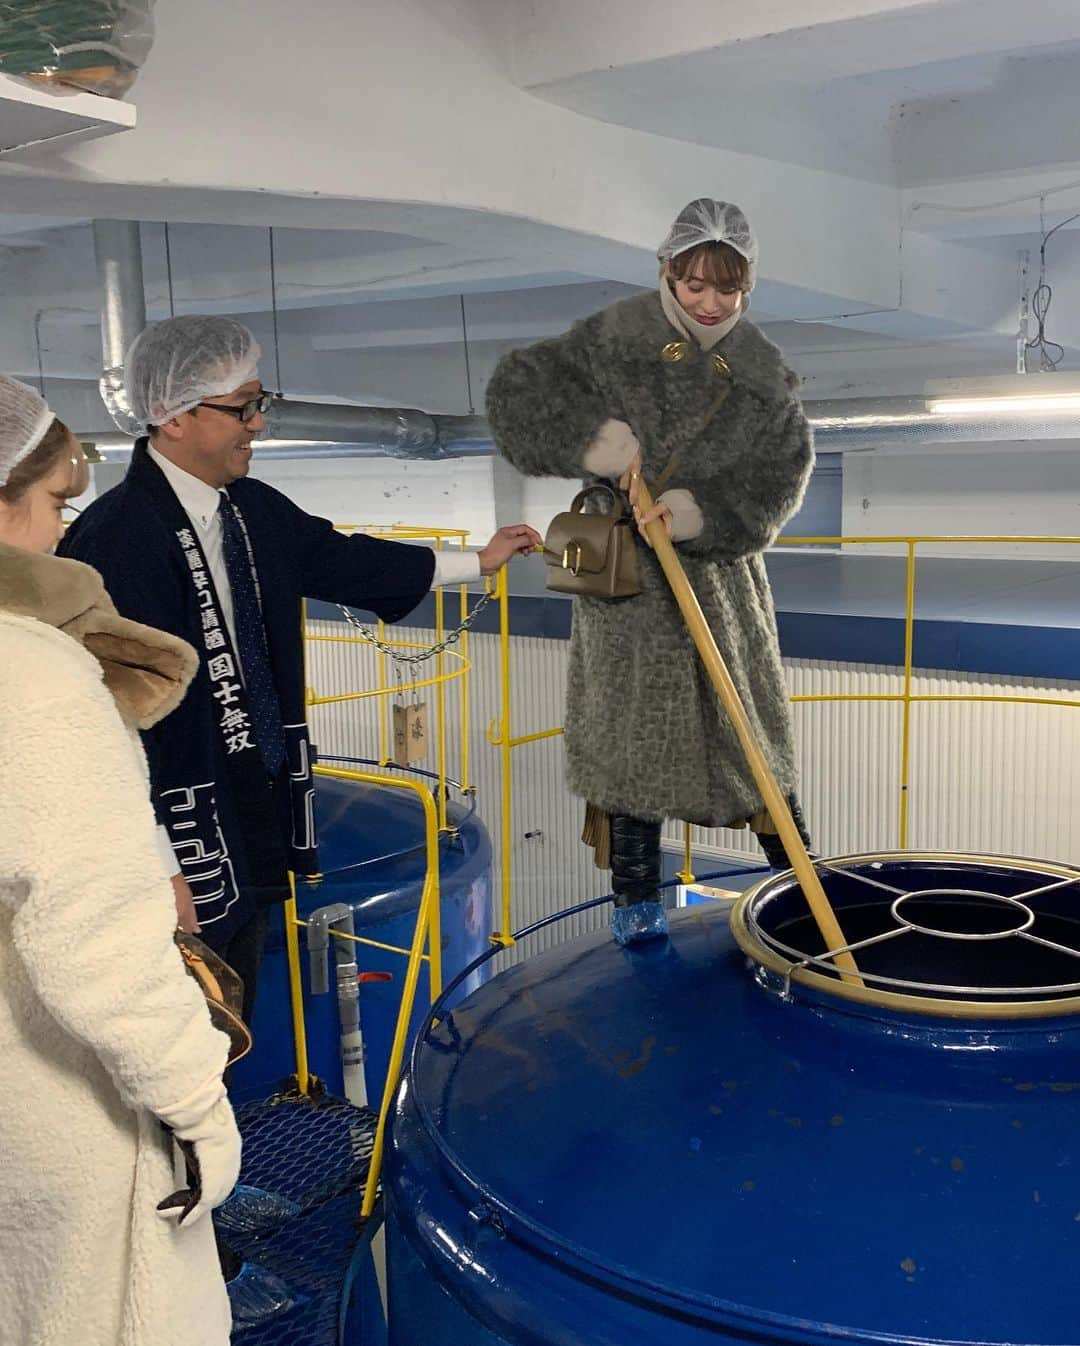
xmin=0 ymin=72 xmax=135 ymax=160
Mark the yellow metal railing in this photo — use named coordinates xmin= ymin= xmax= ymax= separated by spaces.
xmin=284 ymin=524 xmax=484 ymax=1217
xmin=282 ymin=764 xmax=441 ymax=1218
xmin=778 ymin=535 xmax=1080 ymax=846
xmin=484 ymin=566 xmax=571 ymax=942
xmin=306 ymin=524 xmax=485 ymax=814
xmin=281 ymin=528 xmax=1080 ymax=1216
xmin=488 ymin=533 xmax=1080 ymax=920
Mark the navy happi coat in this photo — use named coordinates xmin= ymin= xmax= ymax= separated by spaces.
xmin=60 ymin=441 xmax=434 ymax=948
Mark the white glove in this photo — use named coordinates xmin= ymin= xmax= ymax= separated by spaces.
xmin=155 ymin=1075 xmax=242 ymax=1227
xmin=582 ymin=418 xmax=641 ymax=479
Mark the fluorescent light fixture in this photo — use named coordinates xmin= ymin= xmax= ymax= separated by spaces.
xmin=929 ymin=394 xmax=1080 ymax=415
xmin=925 ymin=373 xmax=1080 ymax=417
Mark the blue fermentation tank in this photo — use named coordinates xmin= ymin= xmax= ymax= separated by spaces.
xmin=231 ymin=772 xmax=493 ymax=1104
xmin=386 ymin=851 xmax=1080 ymax=1345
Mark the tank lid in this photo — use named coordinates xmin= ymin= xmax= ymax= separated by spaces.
xmin=733 ymin=851 xmax=1080 ymax=1019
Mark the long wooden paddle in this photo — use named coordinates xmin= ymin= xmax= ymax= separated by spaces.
xmin=633 ymin=474 xmax=862 ymax=985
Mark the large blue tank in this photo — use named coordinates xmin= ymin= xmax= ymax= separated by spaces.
xmin=386 ymin=851 xmax=1080 ymax=1345
xmin=232 ymin=773 xmax=493 ymax=1105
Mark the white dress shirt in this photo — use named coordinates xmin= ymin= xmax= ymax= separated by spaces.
xmin=147 ymin=446 xmax=481 ymax=876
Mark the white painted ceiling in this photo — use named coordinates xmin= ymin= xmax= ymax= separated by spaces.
xmin=2 ymin=0 xmax=1079 ymax=431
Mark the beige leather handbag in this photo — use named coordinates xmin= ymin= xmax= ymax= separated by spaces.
xmin=543 ymin=484 xmax=641 ymax=599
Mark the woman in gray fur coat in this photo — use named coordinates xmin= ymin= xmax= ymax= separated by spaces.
xmin=486 ymin=199 xmax=814 ymax=946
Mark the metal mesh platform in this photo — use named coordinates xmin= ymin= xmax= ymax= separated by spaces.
xmin=217 ymin=1092 xmax=382 ymax=1344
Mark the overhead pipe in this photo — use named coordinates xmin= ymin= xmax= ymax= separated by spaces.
xmin=92 ymin=219 xmax=146 ymax=437
xmin=82 ymin=394 xmax=1080 ymax=462
xmin=261 ymin=400 xmax=492 ymax=459
xmin=83 ymin=409 xmax=495 ymax=459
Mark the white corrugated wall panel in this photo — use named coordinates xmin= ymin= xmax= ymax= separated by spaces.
xmin=304 ymin=619 xmax=1080 ymax=962
xmin=304 ymin=619 xmax=610 ymax=965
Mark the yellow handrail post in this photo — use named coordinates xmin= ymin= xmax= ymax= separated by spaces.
xmin=678 ymin=821 xmax=696 ymax=886
xmin=434 ymin=541 xmax=449 ymax=833
xmin=358 ymin=786 xmax=441 ymax=1220
xmin=489 ymin=567 xmax=515 ymax=947
xmin=301 ymin=598 xmax=310 ymax=705
xmin=899 ymin=541 xmax=917 ymax=849
xmin=284 ymin=871 xmax=311 ymax=1096
xmin=636 ymin=478 xmax=862 ymax=984
xmin=360 ymin=871 xmax=435 ymax=1219
xmin=459 ymin=538 xmax=472 ymax=794
xmin=378 ymin=619 xmax=390 ymax=766
xmin=306 ymin=764 xmax=442 ymax=1218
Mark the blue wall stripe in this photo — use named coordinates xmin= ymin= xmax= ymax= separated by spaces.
xmin=309 ymin=594 xmax=1079 ymax=683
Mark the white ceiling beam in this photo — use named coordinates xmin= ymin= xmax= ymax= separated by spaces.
xmin=0 ymin=0 xmax=903 ymax=318
xmin=495 ymin=0 xmax=1080 ymax=92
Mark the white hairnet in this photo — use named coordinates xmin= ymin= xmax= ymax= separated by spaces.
xmin=0 ymin=376 xmax=55 ymax=489
xmin=657 ymin=199 xmax=759 ymax=290
xmin=125 ymin=315 xmax=262 ymax=427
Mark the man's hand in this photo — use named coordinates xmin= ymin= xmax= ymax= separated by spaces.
xmin=478 ymin=524 xmax=543 ymax=576
xmin=172 ymin=873 xmax=201 ymax=935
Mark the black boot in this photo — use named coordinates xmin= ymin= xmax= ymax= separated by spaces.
xmin=753 ymin=795 xmax=815 ymax=871
xmin=609 ymin=815 xmax=668 ymax=945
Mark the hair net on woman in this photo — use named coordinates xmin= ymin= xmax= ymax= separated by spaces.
xmin=125 ymin=315 xmax=262 ymax=427
xmin=657 ymin=199 xmax=759 ymax=290
xmin=0 ymin=376 xmax=55 ymax=489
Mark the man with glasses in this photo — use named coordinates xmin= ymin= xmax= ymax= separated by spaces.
xmin=60 ymin=315 xmax=540 ymax=1026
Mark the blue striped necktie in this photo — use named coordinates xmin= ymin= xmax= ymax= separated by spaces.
xmin=218 ymin=490 xmax=287 ymax=776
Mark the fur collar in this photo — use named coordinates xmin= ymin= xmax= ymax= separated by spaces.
xmin=0 ymin=540 xmax=197 ymax=729
xmin=597 ymin=292 xmax=800 ymax=404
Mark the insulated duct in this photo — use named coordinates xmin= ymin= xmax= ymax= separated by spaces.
xmin=261 ymin=400 xmax=492 ymax=459
xmin=93 ymin=218 xmax=146 ymax=437
xmin=84 ymin=396 xmax=1080 ymax=462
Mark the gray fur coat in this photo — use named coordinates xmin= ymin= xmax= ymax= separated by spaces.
xmin=486 ymin=290 xmax=813 ymax=827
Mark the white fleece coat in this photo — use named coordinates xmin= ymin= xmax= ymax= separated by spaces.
xmin=0 ymin=611 xmax=231 ymax=1346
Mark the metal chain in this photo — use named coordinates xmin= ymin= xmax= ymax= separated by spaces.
xmin=337 ymin=588 xmax=496 ymax=665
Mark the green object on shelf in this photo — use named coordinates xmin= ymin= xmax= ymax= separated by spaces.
xmin=0 ymin=1 xmax=154 ymax=98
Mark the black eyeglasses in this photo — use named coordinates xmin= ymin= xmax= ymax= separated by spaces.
xmin=197 ymin=391 xmax=277 ymax=424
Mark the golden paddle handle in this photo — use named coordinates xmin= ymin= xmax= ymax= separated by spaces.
xmin=634 ymin=475 xmax=862 ymax=985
